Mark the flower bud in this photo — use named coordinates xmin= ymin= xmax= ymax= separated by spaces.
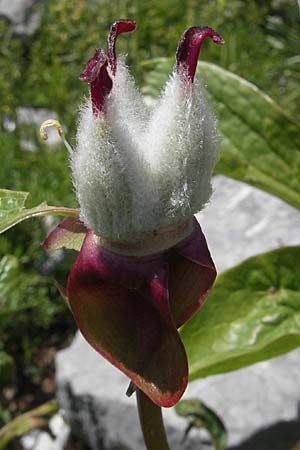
xmin=71 ymin=21 xmax=223 ymax=253
xmin=44 ymin=21 xmax=223 ymax=407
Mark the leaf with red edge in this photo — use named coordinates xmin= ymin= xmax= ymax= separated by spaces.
xmin=67 ymin=230 xmax=188 ymax=407
xmin=43 ymin=217 xmax=87 ymax=252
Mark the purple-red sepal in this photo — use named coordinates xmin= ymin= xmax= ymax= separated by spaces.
xmin=169 ymin=219 xmax=217 ymax=327
xmin=44 ymin=218 xmax=216 ymax=407
xmin=67 ymin=231 xmax=188 ymax=406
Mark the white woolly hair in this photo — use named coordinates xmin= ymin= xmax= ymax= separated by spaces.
xmin=71 ymin=59 xmax=219 ymax=242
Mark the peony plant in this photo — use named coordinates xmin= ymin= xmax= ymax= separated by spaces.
xmin=41 ymin=19 xmax=223 ymax=448
xmin=3 ymin=15 xmax=299 ymax=450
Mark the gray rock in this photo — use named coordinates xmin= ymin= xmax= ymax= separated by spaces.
xmin=197 ymin=175 xmax=300 ymax=273
xmin=56 ymin=334 xmax=300 ymax=450
xmin=186 ymin=350 xmax=300 ymax=449
xmin=0 ymin=0 xmax=40 ymax=36
xmin=21 ymin=412 xmax=70 ymax=450
xmin=0 ymin=0 xmax=33 ymax=23
xmin=55 ymin=177 xmax=300 ymax=449
xmin=56 ymin=333 xmax=210 ymax=450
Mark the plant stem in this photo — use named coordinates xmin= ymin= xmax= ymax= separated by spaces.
xmin=136 ymin=389 xmax=171 ymax=450
xmin=0 ymin=399 xmax=58 ymax=450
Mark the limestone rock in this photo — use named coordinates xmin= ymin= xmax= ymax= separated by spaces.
xmin=21 ymin=412 xmax=70 ymax=450
xmin=197 ymin=176 xmax=300 ymax=272
xmin=56 ymin=333 xmax=210 ymax=450
xmin=187 ymin=350 xmax=300 ymax=449
xmin=56 ymin=333 xmax=300 ymax=450
xmin=0 ymin=0 xmax=40 ymax=36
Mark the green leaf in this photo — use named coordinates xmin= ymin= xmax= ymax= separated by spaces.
xmin=180 ymin=246 xmax=300 ymax=380
xmin=0 ymin=352 xmax=16 ymax=386
xmin=43 ymin=217 xmax=86 ymax=252
xmin=0 ymin=189 xmax=79 ymax=234
xmin=0 ymin=254 xmax=65 ymax=329
xmin=141 ymin=59 xmax=300 ymax=208
xmin=0 ymin=400 xmax=58 ymax=450
xmin=175 ymin=398 xmax=227 ymax=450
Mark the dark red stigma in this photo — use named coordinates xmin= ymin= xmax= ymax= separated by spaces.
xmin=176 ymin=26 xmax=224 ymax=82
xmin=79 ymin=19 xmax=137 ymax=116
xmin=107 ymin=19 xmax=137 ymax=76
xmin=79 ymin=48 xmax=113 ymax=116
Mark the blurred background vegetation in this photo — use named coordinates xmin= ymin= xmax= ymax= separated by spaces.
xmin=0 ymin=0 xmax=299 ymax=430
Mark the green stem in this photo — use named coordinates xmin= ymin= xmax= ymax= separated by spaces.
xmin=0 ymin=399 xmax=58 ymax=450
xmin=136 ymin=389 xmax=171 ymax=450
